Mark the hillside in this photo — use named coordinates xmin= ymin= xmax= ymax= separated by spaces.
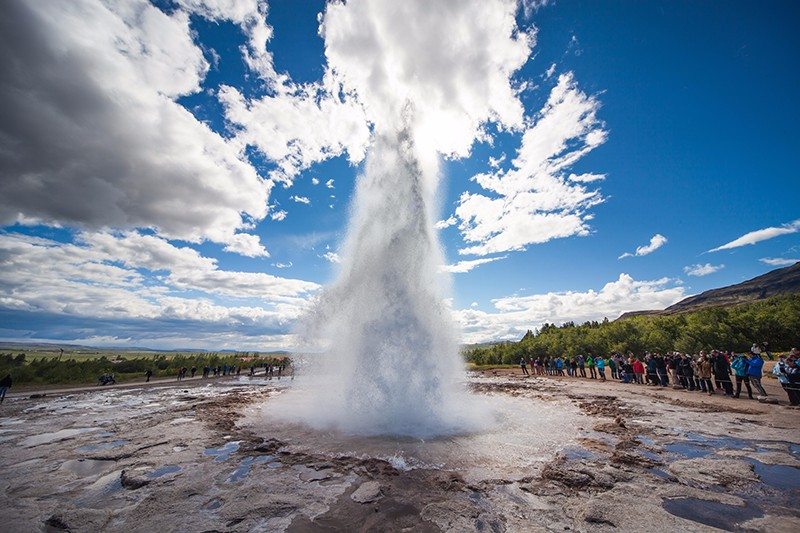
xmin=620 ymin=262 xmax=800 ymax=318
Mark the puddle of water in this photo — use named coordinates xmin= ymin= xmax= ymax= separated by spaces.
xmin=204 ymin=441 xmax=240 ymax=462
xmin=662 ymin=498 xmax=763 ymax=531
xmin=60 ymin=459 xmax=116 ymax=477
xmin=21 ymin=427 xmax=101 ymax=448
xmin=267 ymin=461 xmax=283 ymax=468
xmin=746 ymin=460 xmax=800 ymax=490
xmin=146 ymin=465 xmax=182 ymax=479
xmin=664 ymin=442 xmax=713 ymax=459
xmin=76 ymin=440 xmax=129 ymax=452
xmin=226 ymin=455 xmax=276 ymax=483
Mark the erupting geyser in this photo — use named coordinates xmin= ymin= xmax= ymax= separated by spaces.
xmin=296 ymin=127 xmax=482 ymax=438
xmin=268 ymin=0 xmax=532 ymax=438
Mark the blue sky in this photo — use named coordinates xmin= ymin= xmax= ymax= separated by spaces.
xmin=1 ymin=0 xmax=798 ymax=350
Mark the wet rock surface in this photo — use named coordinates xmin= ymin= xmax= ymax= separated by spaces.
xmin=0 ymin=374 xmax=798 ymax=532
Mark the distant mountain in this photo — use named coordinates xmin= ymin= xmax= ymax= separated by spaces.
xmin=621 ymin=262 xmax=800 ymax=318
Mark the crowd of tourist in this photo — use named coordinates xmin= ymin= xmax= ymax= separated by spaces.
xmin=519 ymin=346 xmax=800 ymax=406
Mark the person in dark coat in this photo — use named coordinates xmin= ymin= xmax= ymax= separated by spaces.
xmin=0 ymin=374 xmax=12 ymax=403
xmin=779 ymin=356 xmax=800 ymax=406
xmin=712 ymin=351 xmax=733 ymax=396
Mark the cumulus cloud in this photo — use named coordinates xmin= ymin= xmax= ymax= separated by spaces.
xmin=326 ymin=179 xmax=335 ymax=189
xmin=451 ymin=73 xmax=607 ymax=256
xmin=759 ymin=257 xmax=799 ymax=267
xmin=0 ymin=0 xmax=271 ymax=254
xmin=290 ymin=195 xmax=311 ymax=205
xmin=619 ymin=234 xmax=667 ymax=259
xmin=452 ymin=274 xmax=686 ymax=343
xmin=435 ymin=216 xmax=459 ymax=230
xmin=219 ymin=79 xmax=370 ymax=184
xmin=440 ymin=256 xmax=507 ymax=274
xmin=0 ymin=231 xmax=319 ymax=348
xmin=684 ymin=263 xmax=724 ymax=277
xmin=708 ymin=220 xmax=800 ymax=252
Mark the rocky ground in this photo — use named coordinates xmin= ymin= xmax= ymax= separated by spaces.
xmin=0 ymin=371 xmax=798 ymax=532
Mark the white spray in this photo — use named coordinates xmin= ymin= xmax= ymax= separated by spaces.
xmin=295 ymin=124 xmax=482 ymax=439
xmin=271 ymin=0 xmax=530 ymax=438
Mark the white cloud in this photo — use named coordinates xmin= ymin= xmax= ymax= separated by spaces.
xmin=326 ymin=179 xmax=335 ymax=189
xmin=452 ymin=274 xmax=686 ymax=343
xmin=708 ymin=219 xmax=800 ymax=252
xmin=222 ymin=233 xmax=269 ymax=257
xmin=0 ymin=231 xmax=320 ymax=347
xmin=0 ymin=0 xmax=270 ymax=255
xmin=520 ymin=0 xmax=554 ymax=18
xmin=290 ymin=195 xmax=311 ymax=205
xmin=452 ymin=73 xmax=607 ymax=256
xmin=568 ymin=172 xmax=605 ymax=183
xmin=684 ymin=263 xmax=724 ymax=277
xmin=440 ymin=256 xmax=507 ymax=273
xmin=312 ymin=178 xmax=320 ymax=185
xmin=488 ymin=154 xmax=507 ymax=169
xmin=271 ymin=210 xmax=288 ymax=221
xmin=619 ymin=234 xmax=668 ymax=259
xmin=435 ymin=216 xmax=458 ymax=230
xmin=759 ymin=257 xmax=799 ymax=267
xmin=219 ymin=80 xmax=370 ymax=185
xmin=545 ymin=63 xmax=556 ymax=79
xmin=322 ymin=251 xmax=341 ymax=264
xmin=273 ymin=262 xmax=293 ymax=269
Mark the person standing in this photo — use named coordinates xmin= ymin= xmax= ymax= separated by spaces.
xmin=712 ymin=351 xmax=734 ymax=396
xmin=145 ymin=369 xmax=153 ymax=382
xmin=587 ymin=354 xmax=597 ymax=379
xmin=519 ymin=357 xmax=529 ymax=376
xmin=731 ymin=354 xmax=753 ymax=399
xmin=655 ymin=354 xmax=669 ymax=387
xmin=746 ymin=352 xmax=767 ymax=397
xmin=608 ymin=356 xmax=618 ymax=380
xmin=668 ymin=354 xmax=679 ymax=388
xmin=784 ymin=356 xmax=800 ymax=405
xmin=632 ymin=358 xmax=645 ymax=384
xmin=775 ymin=356 xmax=800 ymax=405
xmin=596 ymin=356 xmax=606 ymax=381
xmin=698 ymin=355 xmax=714 ymax=395
xmin=0 ymin=374 xmax=11 ymax=403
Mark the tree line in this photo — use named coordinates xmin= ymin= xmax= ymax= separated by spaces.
xmin=463 ymin=294 xmax=800 ymax=366
xmin=0 ymin=352 xmax=289 ymax=386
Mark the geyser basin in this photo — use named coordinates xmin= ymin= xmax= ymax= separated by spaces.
xmin=242 ymin=378 xmax=582 ymax=483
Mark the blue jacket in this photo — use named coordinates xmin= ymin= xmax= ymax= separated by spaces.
xmin=746 ymin=356 xmax=764 ymax=378
xmin=731 ymin=357 xmax=748 ymax=377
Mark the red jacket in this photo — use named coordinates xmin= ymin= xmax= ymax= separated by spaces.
xmin=633 ymin=360 xmax=645 ymax=373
